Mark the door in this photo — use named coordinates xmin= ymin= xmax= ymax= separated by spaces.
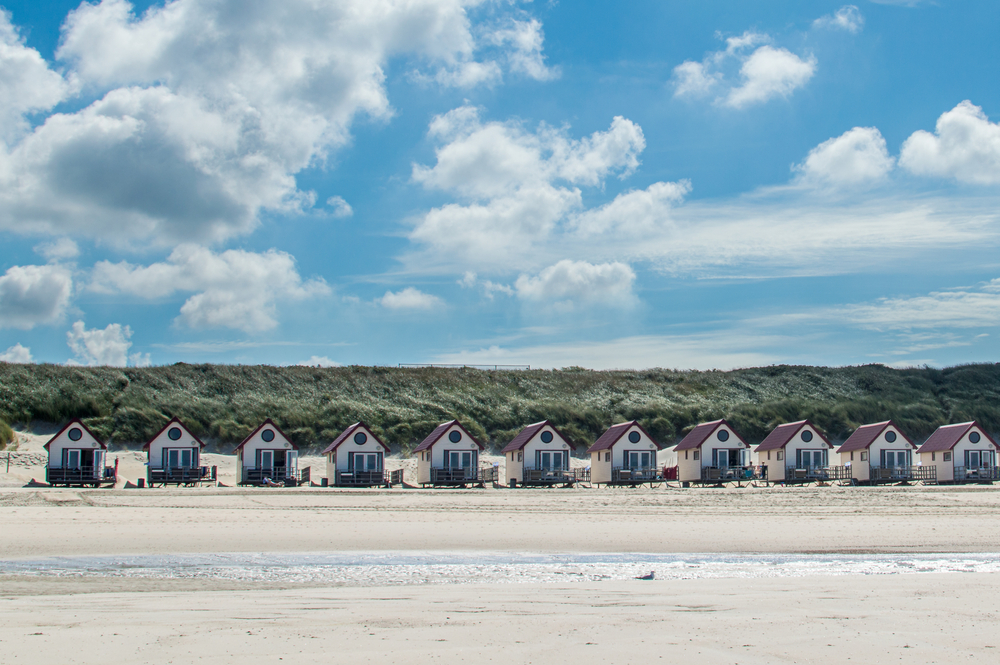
xmin=713 ymin=449 xmax=729 ymax=468
xmin=539 ymin=452 xmax=551 ymax=470
xmin=798 ymin=450 xmax=825 ymax=468
xmin=628 ymin=451 xmax=652 ymax=469
xmin=65 ymin=449 xmax=81 ymax=469
xmin=967 ymin=450 xmax=982 ymax=469
xmin=285 ymin=451 xmax=297 ymax=476
xmin=883 ymin=450 xmax=910 ymax=468
xmin=352 ymin=452 xmax=381 ymax=471
xmin=260 ymin=450 xmax=274 ymax=470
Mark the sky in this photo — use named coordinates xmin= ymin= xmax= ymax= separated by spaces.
xmin=0 ymin=0 xmax=999 ymax=370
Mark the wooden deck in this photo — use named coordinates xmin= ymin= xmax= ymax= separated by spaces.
xmin=868 ymin=466 xmax=937 ymax=485
xmin=518 ymin=467 xmax=587 ymax=487
xmin=783 ymin=465 xmax=855 ymax=485
xmin=950 ymin=466 xmax=998 ymax=484
xmin=239 ymin=466 xmax=311 ymax=487
xmin=45 ymin=466 xmax=116 ymax=487
xmin=334 ymin=469 xmax=391 ymax=488
xmin=603 ymin=467 xmax=663 ymax=487
xmin=694 ymin=465 xmax=767 ymax=487
xmin=147 ymin=466 xmax=217 ymax=487
xmin=424 ymin=466 xmax=496 ymax=487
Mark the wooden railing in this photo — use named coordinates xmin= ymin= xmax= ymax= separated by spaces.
xmin=334 ymin=469 xmax=389 ymax=487
xmin=46 ymin=466 xmax=116 ymax=486
xmin=521 ymin=467 xmax=577 ymax=485
xmin=612 ymin=467 xmax=662 ymax=484
xmin=869 ymin=465 xmax=937 ymax=484
xmin=428 ymin=466 xmax=496 ymax=485
xmin=700 ymin=466 xmax=766 ymax=483
xmin=148 ymin=466 xmax=216 ymax=486
xmin=952 ymin=466 xmax=999 ymax=482
xmin=784 ymin=465 xmax=854 ymax=482
xmin=240 ymin=466 xmax=311 ymax=486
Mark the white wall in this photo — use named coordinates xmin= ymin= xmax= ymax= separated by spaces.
xmin=147 ymin=422 xmax=201 ymax=469
xmin=326 ymin=425 xmax=388 ymax=474
xmin=608 ymin=424 xmax=658 ymax=467
xmin=417 ymin=423 xmax=480 ymax=484
xmin=47 ymin=423 xmax=103 ymax=469
xmin=868 ymin=424 xmax=914 ymax=468
xmin=953 ymin=426 xmax=997 ymax=468
xmin=240 ymin=424 xmax=295 ymax=469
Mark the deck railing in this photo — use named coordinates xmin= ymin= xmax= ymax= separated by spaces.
xmin=700 ymin=465 xmax=766 ymax=483
xmin=611 ymin=467 xmax=662 ymax=484
xmin=520 ymin=467 xmax=583 ymax=485
xmin=240 ymin=466 xmax=311 ymax=486
xmin=334 ymin=469 xmax=389 ymax=487
xmin=148 ymin=466 xmax=216 ymax=486
xmin=784 ymin=465 xmax=854 ymax=482
xmin=46 ymin=466 xmax=116 ymax=486
xmin=953 ymin=466 xmax=1000 ymax=482
xmin=428 ymin=466 xmax=497 ymax=485
xmin=869 ymin=465 xmax=937 ymax=484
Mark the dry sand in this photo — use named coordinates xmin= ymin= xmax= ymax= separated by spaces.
xmin=4 ymin=439 xmax=1000 ymax=663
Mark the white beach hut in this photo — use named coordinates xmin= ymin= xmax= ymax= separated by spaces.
xmin=501 ymin=420 xmax=578 ymax=487
xmin=44 ymin=419 xmax=116 ymax=487
xmin=836 ymin=421 xmax=922 ymax=484
xmin=414 ymin=420 xmax=486 ymax=487
xmin=916 ymin=421 xmax=999 ymax=483
xmin=587 ymin=420 xmax=661 ymax=486
xmin=675 ymin=419 xmax=753 ymax=484
xmin=234 ymin=419 xmax=308 ymax=486
xmin=323 ymin=422 xmax=392 ymax=487
xmin=144 ymin=417 xmax=214 ymax=486
xmin=754 ymin=420 xmax=837 ymax=483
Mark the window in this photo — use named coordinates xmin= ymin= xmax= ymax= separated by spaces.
xmin=168 ymin=427 xmax=182 ymax=441
xmin=68 ymin=427 xmax=82 ymax=442
xmin=970 ymin=432 xmax=981 ymax=444
xmin=885 ymin=431 xmax=897 ymax=443
xmin=448 ymin=430 xmax=462 ymax=443
xmin=943 ymin=452 xmax=952 ymax=462
xmin=517 ymin=452 xmax=523 ymax=462
xmin=766 ymin=451 xmax=771 ymax=460
xmin=261 ymin=429 xmax=275 ymax=443
xmin=776 ymin=451 xmax=783 ymax=461
xmin=354 ymin=432 xmax=367 ymax=445
xmin=850 ymin=452 xmax=854 ymax=461
xmin=801 ymin=430 xmax=813 ymax=442
xmin=693 ymin=450 xmax=700 ymax=461
xmin=931 ymin=452 xmax=935 ymax=461
xmin=717 ymin=429 xmax=729 ymax=442
xmin=628 ymin=431 xmax=641 ymax=443
xmin=861 ymin=451 xmax=867 ymax=461
xmin=605 ymin=452 xmax=610 ymax=462
xmin=684 ymin=450 xmax=689 ymax=460
xmin=540 ymin=431 xmax=553 ymax=443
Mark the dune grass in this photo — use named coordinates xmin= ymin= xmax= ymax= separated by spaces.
xmin=1 ymin=362 xmax=998 ymax=454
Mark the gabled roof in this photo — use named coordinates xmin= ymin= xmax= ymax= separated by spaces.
xmin=586 ymin=420 xmax=661 ymax=453
xmin=143 ymin=417 xmax=207 ymax=451
xmin=233 ymin=418 xmax=298 ymax=454
xmin=43 ymin=418 xmax=106 ymax=451
xmin=837 ymin=421 xmax=913 ymax=453
xmin=916 ymin=421 xmax=999 ymax=453
xmin=322 ymin=422 xmax=390 ymax=455
xmin=414 ymin=420 xmax=485 ymax=452
xmin=674 ymin=419 xmax=743 ymax=451
xmin=756 ymin=420 xmax=833 ymax=452
xmin=501 ymin=420 xmax=576 ymax=453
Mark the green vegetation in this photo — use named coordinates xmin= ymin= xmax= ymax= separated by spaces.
xmin=0 ymin=418 xmax=13 ymax=451
xmin=1 ymin=362 xmax=999 ymax=454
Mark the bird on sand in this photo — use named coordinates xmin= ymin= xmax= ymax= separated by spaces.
xmin=635 ymin=571 xmax=655 ymax=580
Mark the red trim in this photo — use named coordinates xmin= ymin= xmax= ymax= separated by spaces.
xmin=233 ymin=418 xmax=299 ymax=454
xmin=413 ymin=420 xmax=485 ymax=452
xmin=142 ymin=417 xmax=207 ymax=451
xmin=43 ymin=419 xmax=106 ymax=451
xmin=322 ymin=422 xmax=391 ymax=455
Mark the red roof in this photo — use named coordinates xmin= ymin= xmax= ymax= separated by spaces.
xmin=501 ymin=420 xmax=576 ymax=453
xmin=43 ymin=419 xmax=106 ymax=451
xmin=756 ymin=420 xmax=832 ymax=452
xmin=916 ymin=422 xmax=999 ymax=453
xmin=413 ymin=420 xmax=485 ymax=452
xmin=322 ymin=422 xmax=390 ymax=455
xmin=586 ymin=421 xmax=661 ymax=453
xmin=142 ymin=417 xmax=207 ymax=451
xmin=674 ymin=420 xmax=745 ymax=451
xmin=233 ymin=418 xmax=298 ymax=454
xmin=837 ymin=421 xmax=913 ymax=453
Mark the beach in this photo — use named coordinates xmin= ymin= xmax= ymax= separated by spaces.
xmin=4 ymin=440 xmax=1000 ymax=663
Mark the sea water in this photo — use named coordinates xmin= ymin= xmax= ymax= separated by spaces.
xmin=2 ymin=552 xmax=1000 ymax=586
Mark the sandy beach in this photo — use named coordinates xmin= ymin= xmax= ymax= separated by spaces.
xmin=4 ymin=436 xmax=1000 ymax=663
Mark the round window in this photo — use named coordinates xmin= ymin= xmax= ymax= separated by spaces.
xmin=168 ymin=427 xmax=182 ymax=441
xmin=540 ymin=431 xmax=553 ymax=443
xmin=628 ymin=431 xmax=641 ymax=444
xmin=261 ymin=429 xmax=275 ymax=443
xmin=448 ymin=430 xmax=462 ymax=443
xmin=68 ymin=427 xmax=82 ymax=442
xmin=354 ymin=432 xmax=368 ymax=445
xmin=885 ymin=431 xmax=897 ymax=443
xmin=717 ymin=429 xmax=730 ymax=442
xmin=970 ymin=431 xmax=981 ymax=444
xmin=801 ymin=430 xmax=813 ymax=442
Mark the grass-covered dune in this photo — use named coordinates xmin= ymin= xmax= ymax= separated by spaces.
xmin=1 ymin=362 xmax=999 ymax=454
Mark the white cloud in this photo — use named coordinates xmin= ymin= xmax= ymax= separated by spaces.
xmin=488 ymin=19 xmax=559 ymax=81
xmin=90 ymin=245 xmax=330 ymax=332
xmin=571 ymin=180 xmax=691 ymax=236
xmin=725 ymin=46 xmax=816 ymax=109
xmin=326 ymin=196 xmax=353 ymax=218
xmin=458 ymin=272 xmax=514 ymax=299
xmin=813 ymin=6 xmax=864 ymax=33
xmin=0 ymin=10 xmax=72 ymax=143
xmin=515 ymin=260 xmax=636 ymax=306
xmin=66 ymin=320 xmax=139 ymax=366
xmin=899 ymin=100 xmax=1000 ymax=185
xmin=34 ymin=238 xmax=81 ymax=262
xmin=833 ymin=279 xmax=1000 ymax=331
xmin=673 ymin=32 xmax=815 ymax=108
xmin=0 ymin=264 xmax=73 ymax=330
xmin=378 ymin=287 xmax=443 ymax=310
xmin=0 ymin=0 xmax=548 ymax=245
xmin=0 ymin=343 xmax=32 ymax=363
xmin=297 ymin=355 xmax=341 ymax=367
xmin=794 ymin=126 xmax=895 ymax=186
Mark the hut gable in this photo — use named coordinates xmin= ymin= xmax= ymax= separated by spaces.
xmin=143 ymin=417 xmax=206 ymax=451
xmin=233 ymin=418 xmax=298 ymax=454
xmin=917 ymin=422 xmax=999 ymax=453
xmin=43 ymin=419 xmax=106 ymax=451
xmin=587 ymin=420 xmax=661 ymax=454
xmin=838 ymin=421 xmax=914 ymax=453
xmin=322 ymin=422 xmax=390 ymax=455
xmin=756 ymin=420 xmax=832 ymax=452
xmin=502 ymin=420 xmax=576 ymax=453
xmin=414 ymin=420 xmax=484 ymax=453
xmin=674 ymin=419 xmax=747 ymax=451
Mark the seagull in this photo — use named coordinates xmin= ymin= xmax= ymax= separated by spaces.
xmin=635 ymin=571 xmax=655 ymax=580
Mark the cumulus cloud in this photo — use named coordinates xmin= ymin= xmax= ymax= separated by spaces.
xmin=673 ymin=32 xmax=815 ymax=108
xmin=66 ymin=320 xmax=147 ymax=366
xmin=0 ymin=343 xmax=32 ymax=363
xmin=0 ymin=264 xmax=73 ymax=329
xmin=0 ymin=0 xmax=550 ymax=244
xmin=515 ymin=260 xmax=636 ymax=306
xmin=794 ymin=126 xmax=895 ymax=186
xmin=34 ymin=238 xmax=80 ymax=262
xmin=899 ymin=101 xmax=1000 ymax=185
xmin=378 ymin=287 xmax=443 ymax=310
xmin=571 ymin=180 xmax=691 ymax=236
xmin=326 ymin=196 xmax=353 ymax=218
xmin=458 ymin=272 xmax=514 ymax=299
xmin=488 ymin=19 xmax=559 ymax=81
xmin=90 ymin=245 xmax=330 ymax=332
xmin=297 ymin=355 xmax=341 ymax=367
xmin=813 ymin=6 xmax=864 ymax=33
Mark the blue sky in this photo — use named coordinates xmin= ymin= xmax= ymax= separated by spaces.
xmin=0 ymin=0 xmax=999 ymax=369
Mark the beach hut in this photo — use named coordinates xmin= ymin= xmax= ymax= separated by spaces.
xmin=755 ymin=420 xmax=838 ymax=484
xmin=502 ymin=420 xmax=578 ymax=487
xmin=836 ymin=421 xmax=923 ymax=484
xmin=323 ymin=422 xmax=392 ymax=487
xmin=144 ymin=417 xmax=215 ymax=486
xmin=587 ymin=420 xmax=662 ymax=486
xmin=415 ymin=420 xmax=488 ymax=487
xmin=916 ymin=421 xmax=999 ymax=483
xmin=675 ymin=419 xmax=754 ymax=484
xmin=234 ymin=419 xmax=309 ymax=486
xmin=43 ymin=419 xmax=116 ymax=487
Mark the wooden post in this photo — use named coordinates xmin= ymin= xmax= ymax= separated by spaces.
xmin=5 ymin=453 xmax=9 ymax=473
